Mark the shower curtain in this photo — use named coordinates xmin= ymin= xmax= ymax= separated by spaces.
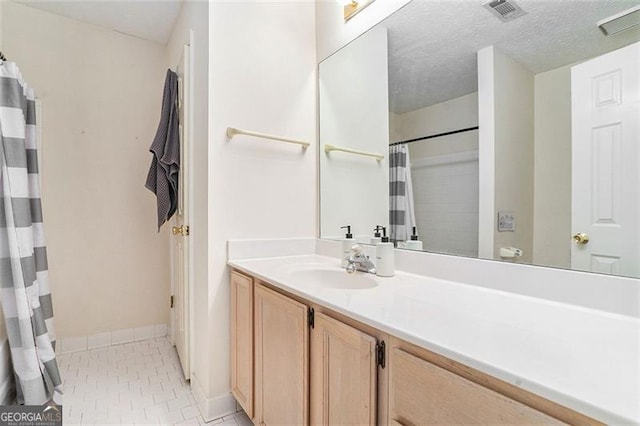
xmin=389 ymin=144 xmax=416 ymax=243
xmin=0 ymin=60 xmax=62 ymax=404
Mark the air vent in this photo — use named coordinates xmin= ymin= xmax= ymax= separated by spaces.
xmin=482 ymin=0 xmax=526 ymax=22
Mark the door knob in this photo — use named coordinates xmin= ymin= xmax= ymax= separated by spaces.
xmin=172 ymin=225 xmax=189 ymax=236
xmin=573 ymin=233 xmax=589 ymax=244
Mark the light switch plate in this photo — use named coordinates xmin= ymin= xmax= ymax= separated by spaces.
xmin=498 ymin=211 xmax=515 ymax=232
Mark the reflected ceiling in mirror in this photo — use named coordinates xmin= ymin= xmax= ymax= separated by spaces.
xmin=319 ymin=0 xmax=640 ymax=278
xmin=386 ymin=1 xmax=640 ymax=113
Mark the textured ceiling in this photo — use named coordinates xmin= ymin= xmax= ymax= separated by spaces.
xmin=382 ymin=0 xmax=640 ymax=113
xmin=13 ymin=0 xmax=183 ymax=44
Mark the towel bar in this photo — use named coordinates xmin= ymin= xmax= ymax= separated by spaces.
xmin=324 ymin=144 xmax=384 ymax=161
xmin=226 ymin=127 xmax=310 ymax=149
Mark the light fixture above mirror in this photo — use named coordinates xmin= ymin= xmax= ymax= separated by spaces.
xmin=598 ymin=5 xmax=640 ymax=36
xmin=336 ymin=0 xmax=376 ymax=22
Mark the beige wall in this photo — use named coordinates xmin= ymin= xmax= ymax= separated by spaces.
xmin=0 ymin=1 xmax=3 ymax=47
xmin=1 ymin=2 xmax=170 ymax=338
xmin=493 ymin=48 xmax=535 ymax=264
xmin=393 ymin=92 xmax=479 ymax=158
xmin=389 ymin=111 xmax=402 ymax=144
xmin=478 ymin=46 xmax=535 ymax=264
xmin=533 ymin=64 xmax=572 ymax=269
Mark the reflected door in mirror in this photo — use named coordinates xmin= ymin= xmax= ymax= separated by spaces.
xmin=571 ymin=42 xmax=639 ymax=277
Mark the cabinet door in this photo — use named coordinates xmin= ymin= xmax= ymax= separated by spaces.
xmin=310 ymin=311 xmax=377 ymax=426
xmin=230 ymin=271 xmax=254 ymax=418
xmin=389 ymin=348 xmax=565 ymax=425
xmin=254 ymin=283 xmax=309 ymax=426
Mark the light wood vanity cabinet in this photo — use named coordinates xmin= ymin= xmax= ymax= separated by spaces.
xmin=254 ymin=283 xmax=309 ymax=425
xmin=231 ymin=270 xmax=383 ymax=426
xmin=230 ymin=269 xmax=600 ymax=426
xmin=389 ymin=347 xmax=563 ymax=425
xmin=387 ymin=338 xmax=600 ymax=426
xmin=310 ymin=311 xmax=378 ymax=425
xmin=230 ymin=271 xmax=254 ymax=418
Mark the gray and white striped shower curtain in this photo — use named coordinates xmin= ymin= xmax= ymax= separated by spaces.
xmin=389 ymin=144 xmax=416 ymax=244
xmin=0 ymin=60 xmax=62 ymax=404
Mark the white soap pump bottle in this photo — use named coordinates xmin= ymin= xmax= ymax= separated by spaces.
xmin=376 ymin=227 xmax=395 ymax=277
xmin=340 ymin=225 xmax=354 ymax=267
xmin=370 ymin=225 xmax=383 ymax=244
xmin=405 ymin=226 xmax=423 ymax=251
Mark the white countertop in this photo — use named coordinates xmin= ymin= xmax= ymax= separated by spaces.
xmin=228 ymin=254 xmax=640 ymax=425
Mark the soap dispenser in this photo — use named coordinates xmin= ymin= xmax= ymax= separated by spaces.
xmin=376 ymin=227 xmax=395 ymax=277
xmin=340 ymin=225 xmax=354 ymax=267
xmin=405 ymin=226 xmax=423 ymax=251
xmin=371 ymin=225 xmax=384 ymax=244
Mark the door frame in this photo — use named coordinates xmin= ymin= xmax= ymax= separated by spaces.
xmin=186 ymin=30 xmax=196 ymax=382
xmin=169 ymin=32 xmax=195 ymax=380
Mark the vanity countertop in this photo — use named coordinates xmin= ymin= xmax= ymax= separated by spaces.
xmin=228 ymin=254 xmax=639 ymax=425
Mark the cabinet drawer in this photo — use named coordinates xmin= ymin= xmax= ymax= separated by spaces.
xmin=389 ymin=347 xmax=565 ymax=425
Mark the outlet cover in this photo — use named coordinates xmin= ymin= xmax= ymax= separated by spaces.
xmin=498 ymin=211 xmax=515 ymax=231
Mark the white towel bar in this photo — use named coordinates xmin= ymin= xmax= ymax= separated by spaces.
xmin=226 ymin=127 xmax=310 ymax=149
xmin=324 ymin=144 xmax=384 ymax=161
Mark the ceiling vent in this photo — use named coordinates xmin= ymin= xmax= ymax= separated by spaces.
xmin=482 ymin=0 xmax=526 ymax=22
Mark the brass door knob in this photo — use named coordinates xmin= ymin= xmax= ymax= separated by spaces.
xmin=573 ymin=233 xmax=589 ymax=244
xmin=172 ymin=225 xmax=189 ymax=236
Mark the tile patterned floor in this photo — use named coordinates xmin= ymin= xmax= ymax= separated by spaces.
xmin=57 ymin=337 xmax=251 ymax=425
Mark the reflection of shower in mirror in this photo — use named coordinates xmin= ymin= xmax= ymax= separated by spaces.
xmin=319 ymin=0 xmax=640 ymax=278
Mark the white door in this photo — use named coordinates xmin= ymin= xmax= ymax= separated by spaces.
xmin=571 ymin=42 xmax=639 ymax=277
xmin=171 ymin=43 xmax=192 ymax=379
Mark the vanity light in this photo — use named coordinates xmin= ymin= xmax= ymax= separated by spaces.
xmin=336 ymin=0 xmax=375 ymax=22
xmin=598 ymin=5 xmax=640 ymax=36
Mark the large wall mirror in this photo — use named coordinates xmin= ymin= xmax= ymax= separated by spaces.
xmin=319 ymin=0 xmax=640 ymax=278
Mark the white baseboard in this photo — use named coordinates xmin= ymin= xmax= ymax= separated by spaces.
xmin=0 ymin=338 xmax=14 ymax=405
xmin=191 ymin=373 xmax=237 ymax=422
xmin=57 ymin=323 xmax=168 ymax=354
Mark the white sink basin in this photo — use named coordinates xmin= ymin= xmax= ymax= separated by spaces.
xmin=288 ymin=268 xmax=378 ymax=290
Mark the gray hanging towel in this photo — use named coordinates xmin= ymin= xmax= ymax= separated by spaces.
xmin=145 ymin=69 xmax=180 ymax=231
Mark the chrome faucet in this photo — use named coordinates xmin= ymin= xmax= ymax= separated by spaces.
xmin=345 ymin=244 xmax=376 ymax=274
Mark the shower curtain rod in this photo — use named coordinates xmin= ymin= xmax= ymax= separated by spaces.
xmin=389 ymin=126 xmax=479 ymax=147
